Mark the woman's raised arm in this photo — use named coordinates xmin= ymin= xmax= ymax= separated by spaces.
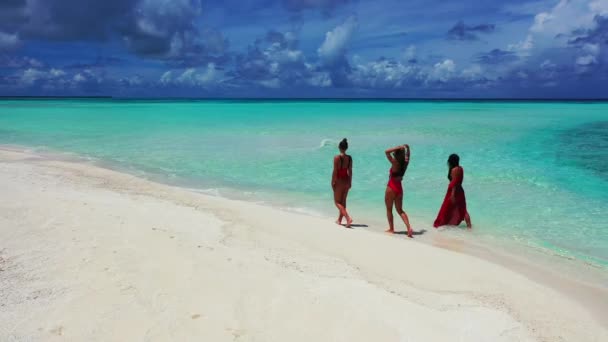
xmin=385 ymin=145 xmax=405 ymax=162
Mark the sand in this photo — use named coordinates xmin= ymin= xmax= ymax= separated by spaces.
xmin=0 ymin=147 xmax=606 ymax=342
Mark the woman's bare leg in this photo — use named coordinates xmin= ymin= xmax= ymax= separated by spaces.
xmin=385 ymin=188 xmax=395 ymax=233
xmin=334 ymin=187 xmax=344 ymax=225
xmin=465 ymin=211 xmax=472 ymax=229
xmin=334 ymin=185 xmax=351 ymax=226
xmin=395 ymin=195 xmax=413 ymax=238
xmin=342 ymin=189 xmax=352 ymax=227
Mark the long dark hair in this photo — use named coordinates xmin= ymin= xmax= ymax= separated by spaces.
xmin=447 ymin=153 xmax=460 ymax=180
xmin=339 ymin=138 xmax=348 ymax=151
xmin=394 ymin=148 xmax=407 ymax=176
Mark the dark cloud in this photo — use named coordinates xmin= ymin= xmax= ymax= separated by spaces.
xmin=1 ymin=2 xmax=607 ymax=98
xmin=0 ymin=31 xmax=19 ymax=51
xmin=264 ymin=30 xmax=298 ymax=50
xmin=352 ymin=31 xmax=408 ymax=50
xmin=233 ymin=30 xmax=310 ymax=87
xmin=0 ymin=0 xmax=221 ymax=64
xmin=447 ymin=21 xmax=495 ymax=41
xmin=0 ymin=54 xmax=45 ymax=69
xmin=0 ymin=0 xmax=27 ymax=33
xmin=0 ymin=0 xmax=26 ymax=8
xmin=317 ymin=16 xmax=357 ymax=87
xmin=18 ymin=0 xmax=138 ymax=41
xmin=563 ymin=16 xmax=607 ymax=76
xmin=282 ymin=0 xmax=353 ymax=14
xmin=323 ymin=55 xmax=352 ymax=87
xmin=163 ymin=29 xmax=231 ymax=68
xmin=476 ymin=49 xmax=519 ymax=64
xmin=568 ymin=15 xmax=608 ymax=45
xmin=64 ymin=56 xmax=125 ymax=70
xmin=122 ymin=0 xmax=203 ymax=57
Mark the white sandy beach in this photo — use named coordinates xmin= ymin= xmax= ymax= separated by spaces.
xmin=0 ymin=147 xmax=606 ymax=342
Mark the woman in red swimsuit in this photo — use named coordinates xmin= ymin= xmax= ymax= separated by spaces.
xmin=332 ymin=138 xmax=353 ymax=227
xmin=384 ymin=144 xmax=413 ymax=237
xmin=434 ymin=154 xmax=472 ymax=228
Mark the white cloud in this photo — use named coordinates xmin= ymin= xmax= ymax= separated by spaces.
xmin=529 ymin=0 xmax=595 ymax=36
xmin=307 ymin=71 xmax=332 ymax=87
xmin=259 ymin=78 xmax=281 ymax=88
xmin=1 ymin=56 xmax=43 ymax=68
xmin=428 ymin=59 xmax=456 ymax=82
xmin=73 ymin=73 xmax=86 ymax=83
xmin=582 ymin=43 xmax=600 ymax=56
xmin=160 ymin=70 xmax=173 ymax=84
xmin=531 ymin=12 xmax=554 ymax=33
xmin=176 ymin=68 xmax=197 ymax=83
xmin=318 ymin=16 xmax=358 ymax=64
xmin=514 ymin=0 xmax=606 ymax=54
xmin=461 ymin=64 xmax=485 ymax=81
xmin=49 ymin=69 xmax=65 ymax=77
xmin=70 ymin=69 xmax=100 ymax=85
xmin=265 ymin=41 xmax=303 ymax=65
xmin=540 ymin=59 xmax=556 ymax=69
xmin=508 ymin=34 xmax=534 ymax=55
xmin=20 ymin=69 xmax=45 ymax=86
xmin=575 ymin=43 xmax=601 ymax=67
xmin=20 ymin=68 xmax=66 ymax=86
xmin=538 ymin=59 xmax=558 ymax=79
xmin=403 ymin=45 xmax=416 ymax=61
xmin=350 ymin=59 xmax=417 ymax=88
xmin=576 ymin=54 xmax=598 ymax=65
xmin=0 ymin=32 xmax=19 ymax=51
xmin=590 ymin=0 xmax=608 ymax=15
xmin=120 ymin=75 xmax=143 ymax=86
xmin=162 ymin=63 xmax=221 ymax=87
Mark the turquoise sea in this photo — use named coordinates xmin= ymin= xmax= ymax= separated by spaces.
xmin=1 ymin=99 xmax=607 ymax=269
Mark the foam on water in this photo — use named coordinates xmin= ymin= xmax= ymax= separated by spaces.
xmin=319 ymin=138 xmax=335 ymax=149
xmin=1 ymin=99 xmax=607 ymax=269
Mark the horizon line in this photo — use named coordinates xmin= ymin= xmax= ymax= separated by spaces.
xmin=2 ymin=96 xmax=608 ymax=102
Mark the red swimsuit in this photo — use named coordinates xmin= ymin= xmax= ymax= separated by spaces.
xmin=387 ymin=167 xmax=405 ymax=197
xmin=336 ymin=155 xmax=351 ymax=179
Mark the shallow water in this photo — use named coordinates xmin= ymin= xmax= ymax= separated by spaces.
xmin=1 ymin=99 xmax=607 ymax=267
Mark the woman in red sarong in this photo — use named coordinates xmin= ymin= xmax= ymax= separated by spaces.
xmin=434 ymin=154 xmax=472 ymax=228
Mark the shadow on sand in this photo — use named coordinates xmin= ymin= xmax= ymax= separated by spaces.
xmin=348 ymin=224 xmax=369 ymax=228
xmin=338 ymin=223 xmax=369 ymax=228
xmin=394 ymin=229 xmax=427 ymax=236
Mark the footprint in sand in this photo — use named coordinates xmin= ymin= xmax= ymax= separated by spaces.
xmin=191 ymin=314 xmax=201 ymax=319
xmin=50 ymin=326 xmax=64 ymax=336
xmin=226 ymin=328 xmax=245 ymax=338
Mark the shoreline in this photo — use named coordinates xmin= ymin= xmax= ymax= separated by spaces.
xmin=4 ymin=144 xmax=607 ymax=282
xmin=1 ymin=146 xmax=607 ymax=340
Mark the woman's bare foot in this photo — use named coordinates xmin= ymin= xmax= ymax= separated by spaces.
xmin=335 ymin=219 xmax=342 ymax=225
xmin=345 ymin=217 xmax=353 ymax=228
xmin=385 ymin=228 xmax=395 ymax=234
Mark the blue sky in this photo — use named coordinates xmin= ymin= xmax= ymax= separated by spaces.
xmin=0 ymin=0 xmax=607 ymax=98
